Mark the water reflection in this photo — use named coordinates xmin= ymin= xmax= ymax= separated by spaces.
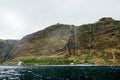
xmin=0 ymin=66 xmax=119 ymax=80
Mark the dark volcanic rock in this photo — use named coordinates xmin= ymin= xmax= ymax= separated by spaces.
xmin=99 ymin=17 xmax=115 ymax=22
xmin=0 ymin=39 xmax=18 ymax=62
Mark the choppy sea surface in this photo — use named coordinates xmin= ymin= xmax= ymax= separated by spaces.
xmin=0 ymin=66 xmax=120 ymax=80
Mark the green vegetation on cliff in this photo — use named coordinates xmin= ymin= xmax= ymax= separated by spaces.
xmin=2 ymin=54 xmax=120 ymax=66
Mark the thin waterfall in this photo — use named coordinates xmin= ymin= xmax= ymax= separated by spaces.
xmin=74 ymin=26 xmax=76 ymax=56
xmin=66 ymin=25 xmax=76 ymax=56
xmin=66 ymin=26 xmax=72 ymax=55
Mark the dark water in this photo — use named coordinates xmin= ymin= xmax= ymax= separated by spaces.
xmin=0 ymin=66 xmax=120 ymax=80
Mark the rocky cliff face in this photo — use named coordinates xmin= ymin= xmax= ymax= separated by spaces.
xmin=0 ymin=39 xmax=18 ymax=62
xmin=1 ymin=17 xmax=120 ymax=63
xmin=10 ymin=24 xmax=75 ymax=58
xmin=75 ymin=18 xmax=120 ymax=60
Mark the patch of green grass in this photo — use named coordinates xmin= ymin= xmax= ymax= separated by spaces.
xmin=100 ymin=50 xmax=106 ymax=59
xmin=2 ymin=54 xmax=119 ymax=66
xmin=84 ymin=54 xmax=92 ymax=63
xmin=113 ymin=25 xmax=120 ymax=32
xmin=100 ymin=50 xmax=111 ymax=64
xmin=23 ymin=58 xmax=73 ymax=65
xmin=10 ymin=56 xmax=74 ymax=65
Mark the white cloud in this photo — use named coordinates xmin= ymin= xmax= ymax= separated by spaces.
xmin=0 ymin=0 xmax=120 ymax=39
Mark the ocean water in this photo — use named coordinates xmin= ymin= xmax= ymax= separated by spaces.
xmin=0 ymin=66 xmax=120 ymax=80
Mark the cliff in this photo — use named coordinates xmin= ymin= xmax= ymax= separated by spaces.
xmin=1 ymin=17 xmax=120 ymax=65
xmin=0 ymin=39 xmax=18 ymax=62
xmin=10 ymin=24 xmax=75 ymax=58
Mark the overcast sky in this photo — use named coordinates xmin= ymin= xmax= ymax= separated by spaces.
xmin=0 ymin=0 xmax=120 ymax=39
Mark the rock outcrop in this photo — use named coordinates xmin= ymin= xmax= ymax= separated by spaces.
xmin=0 ymin=39 xmax=18 ymax=62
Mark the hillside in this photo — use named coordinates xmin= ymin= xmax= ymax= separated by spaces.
xmin=0 ymin=39 xmax=18 ymax=63
xmin=1 ymin=17 xmax=120 ymax=65
xmin=10 ymin=24 xmax=74 ymax=58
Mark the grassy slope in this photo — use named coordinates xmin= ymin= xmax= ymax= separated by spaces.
xmin=2 ymin=54 xmax=120 ymax=66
